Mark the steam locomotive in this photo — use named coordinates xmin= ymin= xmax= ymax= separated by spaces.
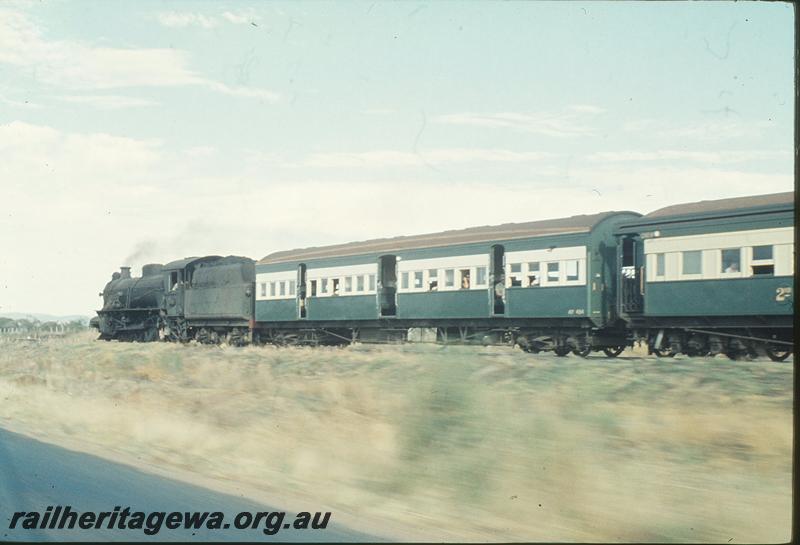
xmin=95 ymin=192 xmax=794 ymax=360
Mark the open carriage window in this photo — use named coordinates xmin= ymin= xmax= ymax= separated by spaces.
xmin=721 ymin=249 xmax=741 ymax=273
xmin=547 ymin=262 xmax=559 ymax=282
xmin=428 ymin=269 xmax=438 ymax=291
xmin=751 ymin=245 xmax=774 ymax=276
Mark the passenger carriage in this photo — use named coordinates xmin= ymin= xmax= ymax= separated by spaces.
xmin=254 ymin=211 xmax=641 ymax=355
xmin=615 ymin=192 xmax=794 ymax=360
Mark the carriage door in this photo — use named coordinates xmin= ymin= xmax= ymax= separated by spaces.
xmin=490 ymin=245 xmax=506 ymax=315
xmin=618 ymin=236 xmax=643 ymax=314
xmin=378 ymin=255 xmax=397 ymax=317
xmin=297 ymin=263 xmax=307 ymax=319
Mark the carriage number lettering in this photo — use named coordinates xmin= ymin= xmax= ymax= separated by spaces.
xmin=775 ymin=287 xmax=792 ymax=302
xmin=567 ymin=309 xmax=585 ymax=315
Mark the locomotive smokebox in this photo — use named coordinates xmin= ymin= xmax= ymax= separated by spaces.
xmin=120 ymin=266 xmax=131 ymax=279
xmin=142 ymin=263 xmax=164 ymax=277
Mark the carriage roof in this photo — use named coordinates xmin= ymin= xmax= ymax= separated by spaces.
xmin=259 ymin=211 xmax=630 ymax=265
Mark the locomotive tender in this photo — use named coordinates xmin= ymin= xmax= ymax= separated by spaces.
xmin=95 ymin=191 xmax=794 ymax=359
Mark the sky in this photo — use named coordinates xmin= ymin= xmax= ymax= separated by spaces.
xmin=0 ymin=0 xmax=794 ymax=316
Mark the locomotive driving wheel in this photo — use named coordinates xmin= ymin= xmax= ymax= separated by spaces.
xmin=572 ymin=345 xmax=592 ymax=358
xmin=553 ymin=346 xmax=571 ymax=357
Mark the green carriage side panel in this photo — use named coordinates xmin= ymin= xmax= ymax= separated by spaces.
xmin=256 ymin=299 xmax=296 ymax=322
xmin=505 ymin=286 xmax=587 ymax=318
xmin=645 ymin=276 xmax=794 ymax=317
xmin=306 ymin=295 xmax=376 ymax=321
xmin=397 ymin=291 xmax=488 ymax=319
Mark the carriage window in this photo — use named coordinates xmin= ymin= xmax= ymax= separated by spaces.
xmin=655 ymin=253 xmax=665 ymax=277
xmin=509 ymin=263 xmax=522 ymax=287
xmin=413 ymin=271 xmax=423 ymax=289
xmin=721 ymin=249 xmax=741 ymax=273
xmin=279 ymin=281 xmax=286 ymax=296
xmin=368 ymin=274 xmax=376 ymax=291
xmin=752 ymin=264 xmax=774 ymax=276
xmin=344 ymin=276 xmax=352 ymax=293
xmin=547 ymin=262 xmax=559 ymax=282
xmin=356 ymin=275 xmax=364 ymax=292
xmin=565 ymin=260 xmax=579 ymax=281
xmin=270 ymin=282 xmax=276 ymax=296
xmin=401 ymin=272 xmax=409 ymax=290
xmin=475 ymin=266 xmax=487 ymax=286
xmin=527 ymin=262 xmax=540 ymax=287
xmin=445 ymin=269 xmax=455 ymax=288
xmin=288 ymin=280 xmax=295 ymax=295
xmin=260 ymin=282 xmax=266 ymax=297
xmin=310 ymin=280 xmax=317 ymax=297
xmin=751 ymin=246 xmax=774 ymax=275
xmin=428 ymin=269 xmax=438 ymax=291
xmin=460 ymin=269 xmax=471 ymax=289
xmin=320 ymin=278 xmax=328 ymax=294
xmin=682 ymin=251 xmax=702 ymax=275
xmin=753 ymin=245 xmax=773 ymax=261
xmin=332 ymin=278 xmax=340 ymax=295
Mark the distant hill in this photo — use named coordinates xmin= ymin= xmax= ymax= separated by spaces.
xmin=0 ymin=313 xmax=90 ymax=325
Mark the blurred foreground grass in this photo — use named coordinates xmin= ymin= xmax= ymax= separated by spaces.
xmin=0 ymin=332 xmax=792 ymax=542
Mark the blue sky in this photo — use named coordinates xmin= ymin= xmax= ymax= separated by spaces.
xmin=0 ymin=0 xmax=794 ymax=315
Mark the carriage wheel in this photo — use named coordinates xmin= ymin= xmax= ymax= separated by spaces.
xmin=603 ymin=346 xmax=625 ymax=358
xmin=766 ymin=347 xmax=792 ymax=362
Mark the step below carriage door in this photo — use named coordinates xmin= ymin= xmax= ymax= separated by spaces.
xmin=377 ymin=255 xmax=397 ymax=317
xmin=489 ymin=244 xmax=505 ymax=315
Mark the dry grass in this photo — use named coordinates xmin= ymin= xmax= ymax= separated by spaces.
xmin=0 ymin=332 xmax=792 ymax=542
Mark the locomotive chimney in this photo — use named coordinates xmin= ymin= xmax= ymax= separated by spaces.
xmin=120 ymin=266 xmax=131 ymax=279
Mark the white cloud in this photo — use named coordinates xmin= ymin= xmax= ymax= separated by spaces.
xmin=156 ymin=12 xmax=218 ymax=29
xmin=0 ymin=92 xmax=40 ymax=108
xmin=362 ymin=108 xmax=396 ymax=115
xmin=568 ymin=104 xmax=606 ymax=114
xmin=434 ymin=109 xmax=599 ymax=137
xmin=0 ymin=121 xmax=161 ymax=187
xmin=622 ymin=118 xmax=776 ymax=142
xmin=203 ymin=81 xmax=279 ymax=101
xmin=587 ymin=149 xmax=791 ymax=164
xmin=184 ymin=145 xmax=217 ymax=158
xmin=306 ymin=149 xmax=557 ymax=168
xmin=221 ymin=11 xmax=256 ymax=25
xmin=155 ymin=10 xmax=259 ymax=28
xmin=0 ymin=8 xmax=278 ymax=100
xmin=57 ymin=94 xmax=158 ymax=109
